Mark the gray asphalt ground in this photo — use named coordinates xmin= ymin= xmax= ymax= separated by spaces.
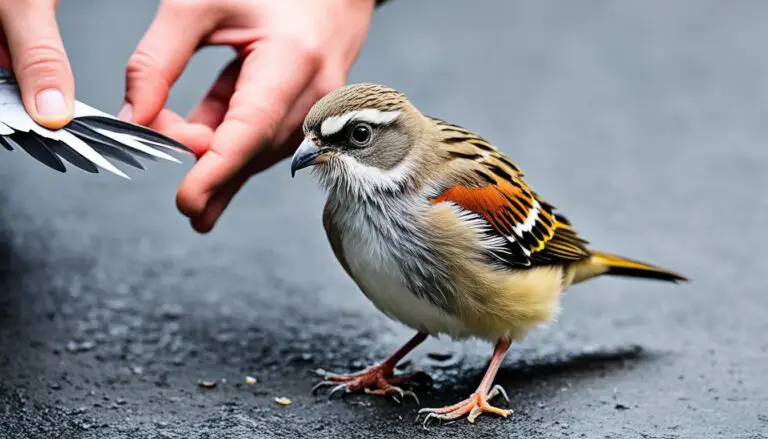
xmin=1 ymin=1 xmax=767 ymax=438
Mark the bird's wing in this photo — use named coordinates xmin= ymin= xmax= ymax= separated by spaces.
xmin=322 ymin=202 xmax=356 ymax=279
xmin=0 ymin=69 xmax=193 ymax=178
xmin=426 ymin=117 xmax=591 ymax=268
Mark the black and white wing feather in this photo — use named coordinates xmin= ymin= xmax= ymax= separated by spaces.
xmin=0 ymin=69 xmax=193 ymax=178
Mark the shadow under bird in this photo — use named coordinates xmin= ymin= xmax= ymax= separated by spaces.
xmin=290 ymin=83 xmax=688 ymax=427
xmin=0 ymin=69 xmax=193 ymax=177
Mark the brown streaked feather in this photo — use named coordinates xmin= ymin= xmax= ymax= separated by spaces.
xmin=304 ymin=84 xmax=408 ymax=133
xmin=427 ymin=118 xmax=590 ymax=268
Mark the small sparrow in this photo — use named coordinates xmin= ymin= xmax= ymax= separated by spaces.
xmin=0 ymin=69 xmax=192 ymax=178
xmin=290 ymin=83 xmax=686 ymax=426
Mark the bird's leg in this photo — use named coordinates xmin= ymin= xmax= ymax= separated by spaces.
xmin=313 ymin=332 xmax=428 ymax=403
xmin=419 ymin=338 xmax=513 ymax=427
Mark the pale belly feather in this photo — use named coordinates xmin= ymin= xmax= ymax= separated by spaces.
xmin=340 ymin=221 xmax=473 ymax=338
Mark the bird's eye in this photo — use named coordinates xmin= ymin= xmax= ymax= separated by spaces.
xmin=349 ymin=123 xmax=373 ymax=147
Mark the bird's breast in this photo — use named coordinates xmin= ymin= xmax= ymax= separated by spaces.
xmin=332 ymin=196 xmax=472 ymax=338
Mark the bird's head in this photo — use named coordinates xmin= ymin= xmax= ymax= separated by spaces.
xmin=290 ymin=83 xmax=428 ymax=196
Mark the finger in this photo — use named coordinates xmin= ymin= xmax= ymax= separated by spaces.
xmin=176 ymin=40 xmax=320 ymax=219
xmin=191 ymin=141 xmax=295 ymax=232
xmin=122 ymin=0 xmax=217 ymax=125
xmin=192 ymin=83 xmax=325 ymax=231
xmin=187 ymin=57 xmax=242 ymax=130
xmin=189 ymin=171 xmax=250 ymax=234
xmin=0 ymin=2 xmax=74 ymax=129
xmin=145 ymin=108 xmax=214 ymax=157
xmin=146 ymin=107 xmax=186 ymax=131
xmin=162 ymin=123 xmax=214 ymax=158
xmin=273 ymin=74 xmax=343 ymax=147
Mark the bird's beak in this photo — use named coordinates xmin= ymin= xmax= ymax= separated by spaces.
xmin=290 ymin=137 xmax=331 ymax=177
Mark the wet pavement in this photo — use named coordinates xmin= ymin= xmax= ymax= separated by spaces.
xmin=1 ymin=1 xmax=767 ymax=438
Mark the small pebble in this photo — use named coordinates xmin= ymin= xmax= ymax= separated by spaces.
xmin=245 ymin=376 xmax=257 ymax=385
xmin=275 ymin=397 xmax=292 ymax=405
xmin=66 ymin=340 xmax=96 ymax=353
xmin=199 ymin=381 xmax=217 ymax=389
xmin=74 ymin=421 xmax=92 ymax=431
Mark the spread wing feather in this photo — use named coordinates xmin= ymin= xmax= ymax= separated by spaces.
xmin=0 ymin=69 xmax=192 ymax=178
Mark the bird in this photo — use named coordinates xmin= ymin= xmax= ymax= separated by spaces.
xmin=0 ymin=68 xmax=192 ymax=178
xmin=290 ymin=83 xmax=687 ymax=427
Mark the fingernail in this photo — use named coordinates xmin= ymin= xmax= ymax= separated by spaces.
xmin=118 ymin=102 xmax=133 ymax=121
xmin=35 ymin=88 xmax=68 ymax=118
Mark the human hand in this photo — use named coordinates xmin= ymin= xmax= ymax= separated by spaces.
xmin=122 ymin=0 xmax=376 ymax=233
xmin=0 ymin=0 xmax=74 ymax=129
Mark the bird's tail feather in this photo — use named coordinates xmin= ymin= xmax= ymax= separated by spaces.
xmin=572 ymin=250 xmax=687 ymax=284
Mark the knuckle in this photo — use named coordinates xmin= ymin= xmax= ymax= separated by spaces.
xmin=17 ymin=42 xmax=68 ymax=77
xmin=124 ymin=49 xmax=170 ymax=98
xmin=228 ymin=104 xmax=279 ymax=140
xmin=285 ymin=38 xmax=324 ymax=71
xmin=125 ymin=50 xmax=170 ymax=93
xmin=126 ymin=49 xmax=161 ymax=75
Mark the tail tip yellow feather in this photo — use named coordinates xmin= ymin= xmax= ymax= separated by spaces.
xmin=591 ymin=250 xmax=688 ymax=283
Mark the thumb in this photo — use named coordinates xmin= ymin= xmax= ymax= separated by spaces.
xmin=1 ymin=2 xmax=74 ymax=129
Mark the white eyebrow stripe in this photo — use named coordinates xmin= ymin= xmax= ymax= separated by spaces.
xmin=320 ymin=109 xmax=401 ymax=137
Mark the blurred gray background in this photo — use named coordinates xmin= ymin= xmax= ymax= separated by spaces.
xmin=1 ymin=1 xmax=767 ymax=438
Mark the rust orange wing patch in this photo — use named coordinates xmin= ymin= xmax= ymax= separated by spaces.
xmin=432 ymin=179 xmax=589 ymax=267
xmin=428 ymin=116 xmax=590 ymax=268
xmin=429 ymin=143 xmax=590 ymax=267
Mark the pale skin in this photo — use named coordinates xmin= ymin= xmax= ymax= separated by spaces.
xmin=0 ymin=0 xmax=376 ymax=233
xmin=0 ymin=0 xmax=74 ymax=129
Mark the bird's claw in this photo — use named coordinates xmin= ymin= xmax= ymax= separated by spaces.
xmin=488 ymin=384 xmax=510 ymax=403
xmin=327 ymin=383 xmax=349 ymax=400
xmin=417 ymin=390 xmax=513 ymax=428
xmin=311 ymin=363 xmax=427 ymax=405
xmin=402 ymin=390 xmax=420 ymax=405
xmin=311 ymin=380 xmax=336 ymax=395
xmin=311 ymin=380 xmax=353 ymax=400
xmin=420 ymin=412 xmax=456 ymax=430
xmin=364 ymin=385 xmax=420 ymax=405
